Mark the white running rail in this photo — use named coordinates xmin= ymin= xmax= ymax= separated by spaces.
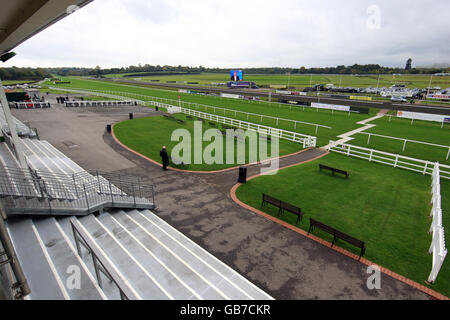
xmin=150 ymin=100 xmax=317 ymax=148
xmin=327 ymin=141 xmax=450 ymax=179
xmin=428 ymin=163 xmax=447 ymax=283
xmin=49 ymin=87 xmax=330 ymax=133
xmin=358 ymin=132 xmax=450 ymax=160
xmin=328 ymin=140 xmax=448 ymax=283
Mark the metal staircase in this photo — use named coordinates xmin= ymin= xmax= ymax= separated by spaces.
xmin=0 ymin=166 xmax=155 ymax=216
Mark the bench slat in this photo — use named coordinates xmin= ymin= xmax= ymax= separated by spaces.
xmin=319 ymin=164 xmax=349 ymax=178
xmin=308 ymin=218 xmax=365 ymax=259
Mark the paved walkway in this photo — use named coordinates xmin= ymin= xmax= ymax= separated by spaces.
xmin=11 ymin=98 xmax=432 ymax=300
xmin=323 ymin=110 xmax=388 ymax=149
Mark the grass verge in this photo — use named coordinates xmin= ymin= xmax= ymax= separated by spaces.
xmin=114 ymin=114 xmax=303 ymax=171
xmin=235 ymin=152 xmax=450 ymax=297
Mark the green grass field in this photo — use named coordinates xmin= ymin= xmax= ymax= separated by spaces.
xmin=349 ymin=116 xmax=450 ymax=165
xmin=50 ymin=75 xmax=450 ymax=296
xmin=49 ymin=77 xmax=450 ymax=164
xmin=103 ymin=72 xmax=450 ymax=90
xmin=48 ymin=77 xmax=378 ymax=146
xmin=235 ymin=152 xmax=450 ymax=297
xmin=114 ymin=114 xmax=303 ymax=171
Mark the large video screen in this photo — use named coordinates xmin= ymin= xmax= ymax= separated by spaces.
xmin=230 ymin=70 xmax=243 ymax=81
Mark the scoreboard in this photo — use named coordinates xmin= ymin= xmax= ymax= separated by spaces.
xmin=230 ymin=70 xmax=243 ymax=81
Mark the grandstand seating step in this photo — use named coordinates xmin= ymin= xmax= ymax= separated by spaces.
xmin=111 ymin=210 xmax=230 ymax=299
xmin=77 ymin=213 xmax=173 ymax=299
xmin=134 ymin=209 xmax=271 ymax=299
xmin=32 ymin=217 xmax=107 ymax=300
xmin=7 ymin=217 xmax=67 ymax=300
xmin=6 ymin=209 xmax=272 ymax=300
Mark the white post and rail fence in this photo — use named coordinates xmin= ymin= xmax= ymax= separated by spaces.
xmin=50 ymin=87 xmax=318 ymax=148
xmin=149 ymin=100 xmax=317 ymax=148
xmin=358 ymin=132 xmax=450 ymax=161
xmin=429 ymin=164 xmax=447 ymax=284
xmin=51 ymin=87 xmax=331 ymax=135
xmin=327 ymin=141 xmax=448 ymax=283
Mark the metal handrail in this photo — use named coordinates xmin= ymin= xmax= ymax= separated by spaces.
xmin=70 ymin=217 xmax=140 ymax=300
xmin=0 ymin=207 xmax=31 ymax=299
xmin=0 ymin=166 xmax=155 ymax=215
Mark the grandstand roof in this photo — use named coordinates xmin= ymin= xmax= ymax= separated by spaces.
xmin=0 ymin=0 xmax=93 ymax=56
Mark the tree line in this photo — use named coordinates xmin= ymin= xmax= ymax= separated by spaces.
xmin=0 ymin=67 xmax=51 ymax=81
xmin=1 ymin=63 xmax=448 ymax=81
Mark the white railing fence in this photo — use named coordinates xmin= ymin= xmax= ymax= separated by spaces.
xmin=51 ymin=87 xmax=330 ymax=135
xmin=149 ymin=100 xmax=317 ymax=148
xmin=52 ymin=87 xmax=318 ymax=148
xmin=64 ymin=100 xmax=136 ymax=107
xmin=358 ymin=132 xmax=450 ymax=161
xmin=49 ymin=87 xmax=146 ymax=105
xmin=327 ymin=141 xmax=450 ymax=179
xmin=428 ymin=164 xmax=447 ymax=283
xmin=327 ymin=141 xmax=448 ymax=283
xmin=179 ymin=100 xmax=331 ymax=135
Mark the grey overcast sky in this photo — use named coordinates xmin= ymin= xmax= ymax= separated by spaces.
xmin=3 ymin=0 xmax=450 ymax=68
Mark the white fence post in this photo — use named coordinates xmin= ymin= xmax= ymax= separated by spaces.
xmin=427 ymin=162 xmax=448 ymax=284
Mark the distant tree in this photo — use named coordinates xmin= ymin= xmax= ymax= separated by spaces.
xmin=94 ymin=65 xmax=102 ymax=77
xmin=405 ymin=58 xmax=412 ymax=70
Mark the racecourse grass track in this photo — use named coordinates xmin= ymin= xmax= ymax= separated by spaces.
xmin=45 ymin=76 xmax=450 ymax=297
xmin=349 ymin=116 xmax=450 ymax=165
xmin=49 ymin=77 xmax=450 ymax=163
xmin=103 ymin=72 xmax=450 ymax=90
xmin=235 ymin=153 xmax=450 ymax=297
xmin=114 ymin=114 xmax=302 ymax=171
xmin=47 ymin=77 xmax=379 ymax=146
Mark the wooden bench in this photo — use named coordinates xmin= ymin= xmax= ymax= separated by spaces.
xmin=261 ymin=194 xmax=282 ymax=215
xmin=163 ymin=114 xmax=176 ymax=121
xmin=319 ymin=164 xmax=349 ymax=178
xmin=308 ymin=218 xmax=365 ymax=259
xmin=280 ymin=201 xmax=304 ymax=224
xmin=261 ymin=194 xmax=303 ymax=225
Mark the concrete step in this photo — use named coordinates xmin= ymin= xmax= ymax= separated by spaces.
xmin=7 ymin=217 xmax=68 ymax=300
xmin=32 ymin=217 xmax=107 ymax=300
xmin=20 ymin=139 xmax=75 ymax=200
xmin=0 ymin=143 xmax=20 ymax=169
xmin=111 ymin=210 xmax=227 ymax=299
xmin=97 ymin=211 xmax=200 ymax=300
xmin=128 ymin=209 xmax=273 ymax=300
xmin=77 ymin=214 xmax=173 ymax=299
xmin=55 ymin=216 xmax=123 ymax=300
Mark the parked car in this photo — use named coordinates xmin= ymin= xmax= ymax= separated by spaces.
xmin=391 ymin=96 xmax=407 ymax=103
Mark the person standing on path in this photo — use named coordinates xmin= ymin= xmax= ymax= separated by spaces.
xmin=160 ymin=146 xmax=169 ymax=171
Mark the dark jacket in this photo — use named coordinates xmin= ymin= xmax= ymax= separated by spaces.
xmin=160 ymin=149 xmax=169 ymax=164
